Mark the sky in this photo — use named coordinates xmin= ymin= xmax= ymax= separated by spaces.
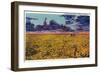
xmin=25 ymin=12 xmax=90 ymax=31
xmin=26 ymin=13 xmax=66 ymax=26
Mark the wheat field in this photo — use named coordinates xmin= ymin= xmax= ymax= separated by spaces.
xmin=25 ymin=32 xmax=89 ymax=60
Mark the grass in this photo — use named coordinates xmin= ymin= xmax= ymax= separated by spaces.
xmin=25 ymin=32 xmax=89 ymax=60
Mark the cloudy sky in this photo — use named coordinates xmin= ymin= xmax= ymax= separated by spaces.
xmin=26 ymin=13 xmax=66 ymax=26
xmin=26 ymin=12 xmax=90 ymax=31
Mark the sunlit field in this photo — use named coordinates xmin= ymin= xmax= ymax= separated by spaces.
xmin=25 ymin=32 xmax=89 ymax=60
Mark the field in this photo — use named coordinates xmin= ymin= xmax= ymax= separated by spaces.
xmin=25 ymin=32 xmax=89 ymax=60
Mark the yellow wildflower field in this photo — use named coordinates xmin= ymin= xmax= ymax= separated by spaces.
xmin=25 ymin=32 xmax=89 ymax=60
